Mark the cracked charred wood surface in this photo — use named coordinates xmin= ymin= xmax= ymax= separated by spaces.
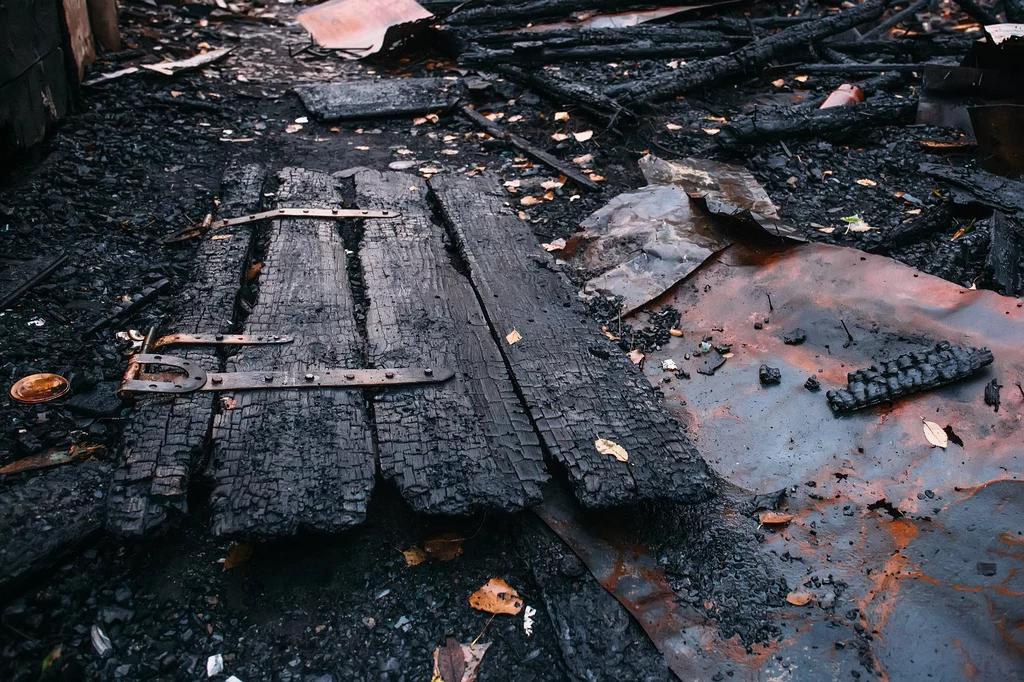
xmin=715 ymin=99 xmax=917 ymax=146
xmin=208 ymin=167 xmax=374 ymax=537
xmin=462 ymin=39 xmax=740 ymax=65
xmin=430 ymin=173 xmax=714 ymax=508
xmin=869 ymin=202 xmax=953 ymax=254
xmin=826 ymin=342 xmax=994 ymax=413
xmin=445 ymin=0 xmax=667 ymax=26
xmin=468 ymin=24 xmax=736 ymax=48
xmin=1 ymin=461 xmax=107 ymax=597
xmin=491 ymin=65 xmax=634 ymax=125
xmin=920 ymin=163 xmax=1024 ymax=216
xmin=107 ymin=162 xmax=266 ymax=537
xmin=608 ymin=0 xmax=886 ymax=105
xmin=355 ymin=170 xmax=547 ymax=514
xmin=294 ymin=78 xmax=462 ymax=121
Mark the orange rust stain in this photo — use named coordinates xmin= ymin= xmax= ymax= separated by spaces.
xmin=1001 ymin=531 xmax=1024 ymax=547
xmin=859 ymin=518 xmax=919 ymax=635
xmin=953 ymin=639 xmax=980 ymax=681
xmin=904 ymin=571 xmax=1024 ymax=598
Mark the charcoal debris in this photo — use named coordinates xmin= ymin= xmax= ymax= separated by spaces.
xmin=804 ymin=375 xmax=821 ymax=392
xmin=826 ymin=343 xmax=995 ymax=414
xmin=984 ymin=377 xmax=1001 ymax=412
xmin=783 ymin=328 xmax=807 ymax=345
xmin=759 ymin=364 xmax=782 ymax=385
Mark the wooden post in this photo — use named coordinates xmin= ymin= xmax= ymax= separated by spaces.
xmin=87 ymin=0 xmax=120 ymax=52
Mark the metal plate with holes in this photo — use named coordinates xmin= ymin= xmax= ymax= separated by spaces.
xmin=120 ymin=354 xmax=453 ymax=395
xmin=211 ymin=207 xmax=400 ymax=230
xmin=151 ymin=333 xmax=295 ymax=349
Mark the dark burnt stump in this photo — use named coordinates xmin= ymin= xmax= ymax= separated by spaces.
xmin=107 ymin=162 xmax=266 ymax=537
xmin=429 ymin=173 xmax=714 ymax=508
xmin=207 ymin=168 xmax=374 ymax=537
xmin=354 ymin=170 xmax=548 ymax=514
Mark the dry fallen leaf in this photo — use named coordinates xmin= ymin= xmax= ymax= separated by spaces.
xmin=521 ymin=196 xmax=544 ymax=206
xmin=702 ymin=128 xmax=721 ymax=136
xmin=595 ymin=438 xmax=629 ymax=462
xmin=484 ymin=112 xmax=504 ymax=121
xmin=771 ymin=78 xmax=785 ymax=87
xmin=432 ymin=642 xmax=490 ymax=682
xmin=794 ymin=75 xmax=809 ymax=83
xmin=506 ymin=329 xmax=522 ymax=345
xmin=246 ymin=263 xmax=262 ymax=281
xmin=759 ymin=511 xmax=795 ymax=526
xmin=923 ymin=419 xmax=948 ymax=449
xmin=786 ymin=591 xmax=813 ymax=606
xmin=541 ymin=238 xmax=566 ymax=252
xmin=413 ymin=117 xmax=428 ymax=126
xmin=507 ymin=114 xmax=523 ymax=123
xmin=434 ymin=637 xmax=465 ymax=682
xmin=818 ymin=226 xmax=836 ymax=234
xmin=223 ymin=543 xmax=253 ymax=570
xmin=554 ymin=111 xmax=570 ymax=121
xmin=669 ymin=329 xmax=683 ymax=337
xmin=588 ymin=173 xmax=606 ymax=182
xmin=424 ymin=531 xmax=464 ymax=562
xmin=402 ymin=546 xmax=428 ymax=566
xmin=665 ymin=122 xmax=683 ymax=131
xmin=856 ymin=178 xmax=878 ymax=187
xmin=573 ymin=130 xmax=594 ymax=142
xmin=628 ymin=348 xmax=644 ymax=364
xmin=541 ymin=178 xmax=565 ymax=190
xmin=551 ymin=132 xmax=569 ymax=142
xmin=573 ymin=154 xmax=593 ymax=165
xmin=469 ymin=578 xmax=523 ymax=615
xmin=285 ymin=123 xmax=302 ymax=133
xmin=601 ymin=325 xmax=619 ymax=341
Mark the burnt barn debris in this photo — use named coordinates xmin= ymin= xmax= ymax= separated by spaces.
xmin=1 ymin=0 xmax=1023 ymax=681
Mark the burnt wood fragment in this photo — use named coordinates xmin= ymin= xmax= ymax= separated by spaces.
xmin=354 ymin=169 xmax=548 ymax=514
xmin=825 ymin=342 xmax=994 ymax=414
xmin=493 ymin=65 xmax=634 ymax=126
xmin=445 ymin=0 xmax=679 ymax=26
xmin=988 ymin=210 xmax=1024 ymax=295
xmin=468 ymin=24 xmax=736 ymax=48
xmin=868 ymin=202 xmax=952 ymax=254
xmin=461 ymin=39 xmax=740 ymax=65
xmin=920 ymin=163 xmax=1024 ymax=216
xmin=430 ymin=173 xmax=714 ymax=509
xmin=985 ymin=378 xmax=1001 ymax=412
xmin=458 ymin=104 xmax=601 ymax=190
xmin=82 ymin=278 xmax=170 ymax=338
xmin=107 ymin=162 xmax=266 ymax=537
xmin=294 ymin=78 xmax=462 ymax=121
xmin=0 ymin=254 xmax=69 ymax=309
xmin=715 ymin=100 xmax=917 ymax=146
xmin=207 ymin=168 xmax=375 ymax=537
xmin=608 ymin=0 xmax=886 ymax=105
xmin=859 ymin=0 xmax=928 ymax=41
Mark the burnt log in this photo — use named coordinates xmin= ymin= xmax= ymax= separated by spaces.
xmin=869 ymin=202 xmax=953 ymax=254
xmin=446 ymin=0 xmax=687 ymax=26
xmin=461 ymin=39 xmax=741 ymax=65
xmin=107 ymin=162 xmax=266 ymax=537
xmin=716 ymin=99 xmax=917 ymax=146
xmin=429 ymin=173 xmax=715 ymax=509
xmin=354 ymin=169 xmax=548 ymax=514
xmin=468 ymin=24 xmax=736 ymax=48
xmin=207 ymin=168 xmax=375 ymax=537
xmin=919 ymin=163 xmax=1024 ymax=216
xmin=826 ymin=342 xmax=994 ymax=413
xmin=859 ymin=0 xmax=928 ymax=40
xmin=608 ymin=0 xmax=887 ymax=105
xmin=493 ymin=65 xmax=635 ymax=126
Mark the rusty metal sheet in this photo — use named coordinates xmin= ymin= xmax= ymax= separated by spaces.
xmin=297 ymin=0 xmax=432 ymax=55
xmin=540 ymin=242 xmax=1023 ymax=680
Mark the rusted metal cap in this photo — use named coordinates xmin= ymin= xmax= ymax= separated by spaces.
xmin=9 ymin=373 xmax=70 ymax=404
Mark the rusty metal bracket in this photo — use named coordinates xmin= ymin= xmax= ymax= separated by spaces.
xmin=211 ymin=208 xmax=399 ymax=230
xmin=120 ymin=354 xmax=453 ymax=395
xmin=150 ymin=333 xmax=295 ymax=350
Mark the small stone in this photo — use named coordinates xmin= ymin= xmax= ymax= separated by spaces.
xmin=804 ymin=376 xmax=820 ymax=392
xmin=753 ymin=321 xmax=763 ymax=330
xmin=783 ymin=328 xmax=807 ymax=345
xmin=559 ymin=554 xmax=585 ymax=578
xmin=759 ymin=364 xmax=781 ymax=385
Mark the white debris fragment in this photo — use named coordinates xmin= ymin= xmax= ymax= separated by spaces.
xmin=28 ymin=318 xmax=45 ymax=327
xmin=207 ymin=654 xmax=224 ymax=677
xmin=523 ymin=605 xmax=536 ymax=636
xmin=91 ymin=625 xmax=112 ymax=657
xmin=661 ymin=359 xmax=678 ymax=371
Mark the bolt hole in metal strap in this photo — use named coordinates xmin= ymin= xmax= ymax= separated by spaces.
xmin=121 ymin=355 xmax=453 ymax=395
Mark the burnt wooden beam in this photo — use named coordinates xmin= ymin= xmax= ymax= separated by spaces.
xmin=294 ymin=78 xmax=463 ymax=122
xmin=461 ymin=39 xmax=741 ymax=65
xmin=494 ymin=65 xmax=635 ymax=126
xmin=429 ymin=173 xmax=715 ymax=509
xmin=859 ymin=0 xmax=928 ymax=40
xmin=715 ymin=99 xmax=917 ymax=146
xmin=458 ymin=104 xmax=601 ymax=190
xmin=107 ymin=162 xmax=267 ymax=537
xmin=446 ymin=0 xmax=684 ymax=26
xmin=608 ymin=0 xmax=887 ymax=105
xmin=355 ymin=170 xmax=548 ymax=514
xmin=468 ymin=24 xmax=736 ymax=48
xmin=919 ymin=163 xmax=1024 ymax=216
xmin=207 ymin=168 xmax=375 ymax=537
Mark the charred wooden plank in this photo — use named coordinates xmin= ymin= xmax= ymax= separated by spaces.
xmin=355 ymin=170 xmax=548 ymax=514
xmin=458 ymin=104 xmax=601 ymax=190
xmin=608 ymin=0 xmax=886 ymax=105
xmin=715 ymin=99 xmax=917 ymax=146
xmin=461 ymin=39 xmax=740 ymax=65
xmin=294 ymin=78 xmax=462 ymax=121
xmin=988 ymin=210 xmax=1024 ymax=296
xmin=469 ymin=24 xmax=736 ymax=48
xmin=429 ymin=173 xmax=714 ymax=509
xmin=492 ymin=65 xmax=635 ymax=126
xmin=826 ymin=342 xmax=994 ymax=414
xmin=868 ymin=202 xmax=953 ymax=254
xmin=107 ymin=162 xmax=266 ymax=537
xmin=208 ymin=167 xmax=374 ymax=537
xmin=919 ymin=163 xmax=1024 ymax=216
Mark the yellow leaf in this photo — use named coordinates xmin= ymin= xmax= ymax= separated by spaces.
xmin=786 ymin=591 xmax=813 ymax=606
xmin=469 ymin=578 xmax=523 ymax=615
xmin=402 ymin=546 xmax=428 ymax=566
xmin=856 ymin=178 xmax=877 ymax=187
xmin=595 ymin=438 xmax=628 ymax=462
xmin=506 ymin=329 xmax=522 ymax=345
xmin=922 ymin=419 xmax=948 ymax=448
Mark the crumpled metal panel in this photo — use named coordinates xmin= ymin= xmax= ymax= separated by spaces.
xmin=297 ymin=0 xmax=432 ymax=54
xmin=541 ymin=242 xmax=1024 ymax=680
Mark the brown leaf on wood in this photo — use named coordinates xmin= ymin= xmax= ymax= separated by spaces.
xmin=759 ymin=511 xmax=795 ymax=526
xmin=436 ymin=637 xmax=466 ymax=682
xmin=424 ymin=531 xmax=464 ymax=562
xmin=223 ymin=543 xmax=253 ymax=570
xmin=469 ymin=578 xmax=523 ymax=615
xmin=246 ymin=263 xmax=263 ymax=281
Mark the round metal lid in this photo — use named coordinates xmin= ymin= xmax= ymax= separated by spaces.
xmin=9 ymin=373 xmax=70 ymax=404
